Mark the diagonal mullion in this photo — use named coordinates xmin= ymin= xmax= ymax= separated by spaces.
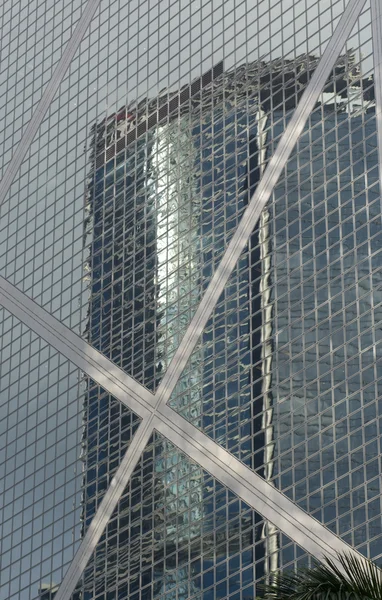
xmin=0 ymin=1 xmax=371 ymax=600
xmin=155 ymin=403 xmax=362 ymax=564
xmin=0 ymin=0 xmax=103 ymax=207
xmin=55 ymin=391 xmax=369 ymax=600
xmin=154 ymin=0 xmax=367 ymax=408
xmin=53 ymin=415 xmax=155 ymax=600
xmin=0 ymin=275 xmax=155 ymax=417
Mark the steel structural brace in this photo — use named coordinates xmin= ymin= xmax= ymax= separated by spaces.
xmin=153 ymin=0 xmax=368 ymax=409
xmin=0 ymin=264 xmax=367 ymax=600
xmin=0 ymin=0 xmax=372 ymax=599
xmin=0 ymin=0 xmax=103 ymax=207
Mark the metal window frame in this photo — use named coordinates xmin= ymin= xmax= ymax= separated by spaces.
xmin=0 ymin=0 xmax=103 ymax=207
xmin=0 ymin=0 xmax=373 ymax=599
xmin=153 ymin=0 xmax=367 ymax=409
xmin=371 ymin=0 xmax=382 ymax=200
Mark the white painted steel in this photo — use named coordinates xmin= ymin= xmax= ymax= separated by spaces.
xmin=0 ymin=0 xmax=103 ymax=207
xmin=0 ymin=275 xmax=154 ymax=419
xmin=0 ymin=256 xmax=364 ymax=599
xmin=156 ymin=404 xmax=361 ymax=564
xmin=0 ymin=2 xmax=372 ymax=600
xmin=153 ymin=0 xmax=367 ymax=408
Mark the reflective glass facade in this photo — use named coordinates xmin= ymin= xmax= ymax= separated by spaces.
xmin=1 ymin=1 xmax=382 ymax=600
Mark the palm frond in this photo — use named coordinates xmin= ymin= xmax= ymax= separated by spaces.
xmin=262 ymin=552 xmax=382 ymax=600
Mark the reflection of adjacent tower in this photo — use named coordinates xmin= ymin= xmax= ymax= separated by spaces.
xmin=81 ymin=57 xmax=360 ymax=597
xmin=82 ymin=85 xmax=210 ymax=598
xmin=151 ymin=120 xmax=204 ymax=598
xmin=81 ymin=58 xmax=319 ymax=598
xmin=256 ymin=108 xmax=278 ymax=578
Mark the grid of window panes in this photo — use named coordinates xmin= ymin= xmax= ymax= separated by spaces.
xmin=1 ymin=1 xmax=382 ymax=600
xmin=0 ymin=308 xmax=140 ymax=600
xmin=0 ymin=0 xmax=347 ymax=379
xmin=71 ymin=432 xmax=313 ymax=600
xmin=0 ymin=308 xmax=83 ymax=600
xmin=170 ymin=1 xmax=382 ymax=565
xmin=0 ymin=0 xmax=88 ymax=179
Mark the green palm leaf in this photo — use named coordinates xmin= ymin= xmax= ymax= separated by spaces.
xmin=262 ymin=553 xmax=382 ymax=600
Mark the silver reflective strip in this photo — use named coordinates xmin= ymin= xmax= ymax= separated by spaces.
xmin=0 ymin=0 xmax=103 ymax=206
xmin=0 ymin=275 xmax=155 ymax=418
xmin=153 ymin=0 xmax=368 ymax=408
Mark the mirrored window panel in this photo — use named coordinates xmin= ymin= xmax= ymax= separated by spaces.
xmin=71 ymin=431 xmax=313 ymax=600
xmin=0 ymin=0 xmax=348 ymax=389
xmin=0 ymin=309 xmax=140 ymax=600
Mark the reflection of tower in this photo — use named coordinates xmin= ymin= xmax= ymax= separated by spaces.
xmin=150 ymin=119 xmax=204 ymax=598
xmin=79 ymin=56 xmax=372 ymax=598
xmin=82 ymin=69 xmax=225 ymax=598
xmin=81 ymin=58 xmax=310 ymax=598
xmin=256 ymin=107 xmax=278 ymax=578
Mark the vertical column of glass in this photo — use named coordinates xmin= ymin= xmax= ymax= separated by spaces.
xmin=82 ymin=124 xmax=151 ymax=599
xmin=255 ymin=107 xmax=279 ymax=577
xmin=151 ymin=118 xmax=203 ymax=599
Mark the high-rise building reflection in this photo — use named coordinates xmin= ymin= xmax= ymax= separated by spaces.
xmin=78 ymin=53 xmax=377 ymax=598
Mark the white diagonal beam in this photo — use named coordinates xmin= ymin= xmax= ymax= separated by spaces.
xmin=0 ymin=264 xmax=366 ymax=599
xmin=0 ymin=0 xmax=103 ymax=207
xmin=0 ymin=247 xmax=367 ymax=600
xmin=54 ymin=404 xmax=368 ymax=600
xmin=53 ymin=415 xmax=155 ymax=600
xmin=0 ymin=2 xmax=371 ymax=600
xmin=154 ymin=0 xmax=367 ymax=408
xmin=371 ymin=0 xmax=382 ymax=199
xmin=156 ymin=404 xmax=361 ymax=564
xmin=0 ymin=275 xmax=155 ymax=417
